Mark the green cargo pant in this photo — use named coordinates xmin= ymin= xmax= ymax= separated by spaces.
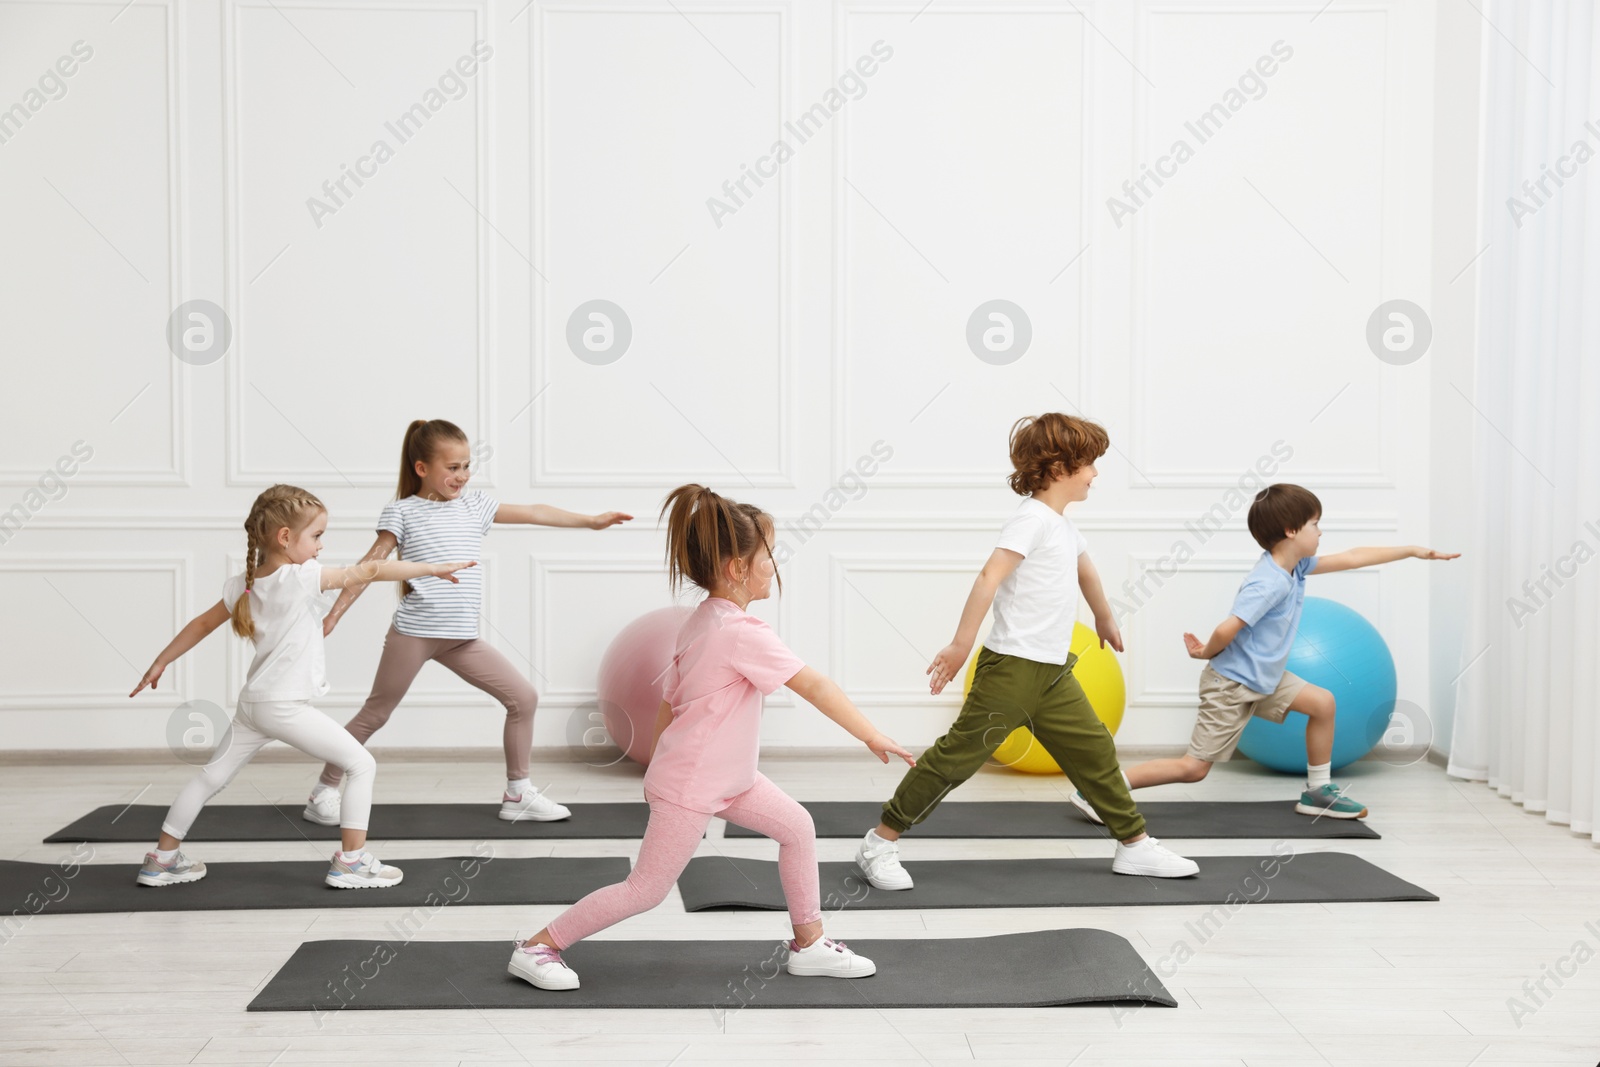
xmin=881 ymin=647 xmax=1145 ymax=841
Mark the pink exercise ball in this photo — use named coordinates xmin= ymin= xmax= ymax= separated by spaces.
xmin=596 ymin=605 xmax=692 ymax=765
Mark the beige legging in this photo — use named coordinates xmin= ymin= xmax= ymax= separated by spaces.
xmin=320 ymin=624 xmax=538 ymax=787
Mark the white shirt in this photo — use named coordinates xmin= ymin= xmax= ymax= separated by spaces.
xmin=985 ymin=497 xmax=1089 ymax=665
xmin=221 ymin=560 xmax=333 ymax=702
xmin=378 ymin=491 xmax=497 ymax=639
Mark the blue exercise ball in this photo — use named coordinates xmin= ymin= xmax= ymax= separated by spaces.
xmin=1235 ymin=597 xmax=1397 ymax=774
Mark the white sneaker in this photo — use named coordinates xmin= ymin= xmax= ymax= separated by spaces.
xmin=302 ymin=786 xmax=341 ymax=826
xmin=1112 ymin=836 xmax=1199 ymax=878
xmin=498 ymin=786 xmax=572 ymax=822
xmin=785 ymin=936 xmax=876 ymax=978
xmin=855 ymin=833 xmax=913 ymax=891
xmin=508 ymin=942 xmax=579 ymax=990
xmin=136 ymin=850 xmax=207 ymax=887
xmin=325 ymin=850 xmax=404 ymax=888
xmin=1067 ymin=790 xmax=1105 ymax=826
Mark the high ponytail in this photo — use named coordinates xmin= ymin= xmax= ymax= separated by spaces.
xmin=232 ymin=484 xmax=327 ymax=639
xmin=396 ymin=418 xmax=469 ymax=501
xmin=393 ymin=419 xmax=470 ymax=599
xmin=659 ymin=484 xmax=780 ymax=597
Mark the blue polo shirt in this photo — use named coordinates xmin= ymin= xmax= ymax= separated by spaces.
xmin=1210 ymin=552 xmax=1317 ymax=694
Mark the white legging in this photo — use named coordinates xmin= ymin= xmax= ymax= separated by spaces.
xmin=161 ymin=699 xmax=376 ymax=840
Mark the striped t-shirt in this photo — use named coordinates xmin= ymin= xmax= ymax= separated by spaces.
xmin=379 ymin=491 xmax=497 ymax=639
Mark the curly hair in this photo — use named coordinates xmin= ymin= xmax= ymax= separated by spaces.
xmin=1006 ymin=413 xmax=1110 ymax=496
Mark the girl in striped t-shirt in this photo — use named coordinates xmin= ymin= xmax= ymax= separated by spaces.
xmin=305 ymin=419 xmax=632 ymax=823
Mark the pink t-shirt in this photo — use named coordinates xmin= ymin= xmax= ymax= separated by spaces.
xmin=642 ymin=597 xmax=805 ymax=813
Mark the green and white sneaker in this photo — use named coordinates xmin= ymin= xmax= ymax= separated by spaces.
xmin=1295 ymin=783 xmax=1368 ymax=820
xmin=136 ymin=850 xmax=207 ymax=887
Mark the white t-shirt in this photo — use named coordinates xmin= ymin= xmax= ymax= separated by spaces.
xmin=985 ymin=497 xmax=1089 ymax=665
xmin=378 ymin=491 xmax=497 ymax=639
xmin=221 ymin=560 xmax=333 ymax=702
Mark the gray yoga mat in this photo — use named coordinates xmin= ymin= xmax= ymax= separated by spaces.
xmin=0 ymin=856 xmax=629 ymax=914
xmin=676 ymin=851 xmax=1436 ymax=911
xmin=723 ymin=800 xmax=1380 ymax=839
xmin=43 ymin=803 xmax=659 ymax=843
xmin=248 ymin=928 xmax=1176 ymax=1011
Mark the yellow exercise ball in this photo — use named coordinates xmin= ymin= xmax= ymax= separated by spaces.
xmin=966 ymin=622 xmax=1126 ymax=774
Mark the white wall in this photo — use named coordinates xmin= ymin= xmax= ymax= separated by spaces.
xmin=0 ymin=0 xmax=1470 ymax=753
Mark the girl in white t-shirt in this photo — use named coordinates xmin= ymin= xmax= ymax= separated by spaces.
xmin=129 ymin=484 xmax=475 ymax=889
xmin=307 ymin=419 xmax=632 ymax=824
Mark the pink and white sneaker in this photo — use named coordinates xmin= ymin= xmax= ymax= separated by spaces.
xmin=508 ymin=942 xmax=579 ymax=990
xmin=324 ymin=850 xmax=403 ymax=889
xmin=784 ymin=937 xmax=876 ymax=978
xmin=135 ymin=850 xmax=207 ymax=887
xmin=498 ymin=786 xmax=571 ymax=822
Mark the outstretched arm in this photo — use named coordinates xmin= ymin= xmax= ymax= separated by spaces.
xmin=320 ymin=559 xmax=476 ymax=591
xmin=323 ymin=531 xmax=398 ymax=635
xmin=131 ymin=600 xmax=231 ymax=696
xmin=494 ymin=504 xmax=633 ymax=530
xmin=785 ymin=666 xmax=915 ymax=766
xmin=927 ymin=548 xmax=1022 ymax=695
xmin=1311 ymin=545 xmax=1460 ymax=574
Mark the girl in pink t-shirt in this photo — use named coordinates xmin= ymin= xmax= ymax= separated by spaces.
xmin=508 ymin=484 xmax=915 ymax=991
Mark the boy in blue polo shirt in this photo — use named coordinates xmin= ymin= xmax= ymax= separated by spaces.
xmin=1072 ymin=483 xmax=1457 ymax=821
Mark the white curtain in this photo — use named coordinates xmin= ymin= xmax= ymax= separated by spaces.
xmin=1448 ymin=0 xmax=1600 ymax=840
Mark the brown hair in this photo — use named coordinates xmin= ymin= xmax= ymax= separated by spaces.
xmin=232 ymin=484 xmax=327 ymax=639
xmin=1006 ymin=412 xmax=1110 ymax=496
xmin=1247 ymin=483 xmax=1322 ymax=551
xmin=659 ymin=485 xmax=781 ymax=598
xmin=393 ymin=419 xmax=470 ymax=599
xmin=397 ymin=419 xmax=470 ymax=500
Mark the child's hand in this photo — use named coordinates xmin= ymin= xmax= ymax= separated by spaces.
xmin=431 ymin=560 xmax=478 ymax=583
xmin=1183 ymin=632 xmax=1208 ymax=659
xmin=590 ymin=511 xmax=634 ymax=530
xmin=867 ymin=733 xmax=916 ymax=766
xmin=926 ymin=642 xmax=970 ymax=695
xmin=1415 ymin=547 xmax=1460 ymax=561
xmin=1094 ymin=614 xmax=1124 ymax=653
xmin=130 ymin=661 xmax=166 ymax=697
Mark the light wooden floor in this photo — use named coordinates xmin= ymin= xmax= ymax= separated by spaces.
xmin=2 ymin=753 xmax=1596 ymax=1066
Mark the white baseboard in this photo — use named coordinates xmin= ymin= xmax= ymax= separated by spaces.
xmin=0 ymin=743 xmax=1195 ymax=766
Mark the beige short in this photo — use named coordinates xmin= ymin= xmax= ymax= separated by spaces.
xmin=1186 ymin=665 xmax=1308 ymax=763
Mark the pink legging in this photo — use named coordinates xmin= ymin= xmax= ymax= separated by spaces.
xmin=320 ymin=624 xmax=538 ymax=787
xmin=545 ymin=773 xmax=821 ymax=949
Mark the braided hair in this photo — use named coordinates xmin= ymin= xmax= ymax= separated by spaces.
xmin=231 ymin=484 xmax=327 ymax=639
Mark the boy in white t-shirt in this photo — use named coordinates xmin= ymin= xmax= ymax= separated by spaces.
xmin=857 ymin=413 xmax=1200 ymax=889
